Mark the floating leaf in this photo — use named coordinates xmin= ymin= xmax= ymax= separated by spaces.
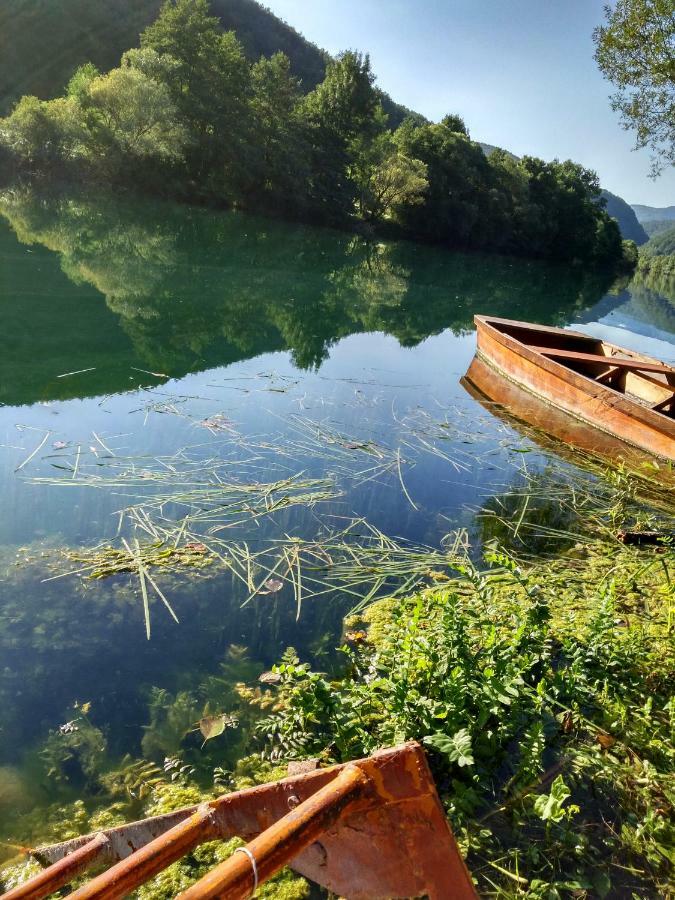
xmin=199 ymin=714 xmax=238 ymax=745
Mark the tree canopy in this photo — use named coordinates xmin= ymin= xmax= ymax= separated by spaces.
xmin=594 ymin=0 xmax=675 ymax=174
xmin=0 ymin=0 xmax=631 ymax=270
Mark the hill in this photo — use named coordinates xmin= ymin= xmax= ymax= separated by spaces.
xmin=643 ymin=219 xmax=675 ymax=238
xmin=631 ymin=204 xmax=675 ymax=223
xmin=0 ymin=0 xmax=418 ymax=127
xmin=641 ymin=224 xmax=675 ymax=257
xmin=600 ymin=190 xmax=648 ymax=244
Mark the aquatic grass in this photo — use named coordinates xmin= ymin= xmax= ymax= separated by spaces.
xmin=14 ymin=431 xmax=50 ymax=473
xmin=177 ymin=518 xmax=475 ymax=617
xmin=42 ymin=538 xmax=213 ymax=638
xmin=26 ymin=402 xmax=675 ymax=642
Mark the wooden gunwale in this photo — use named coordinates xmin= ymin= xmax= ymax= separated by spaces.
xmin=472 ymin=315 xmax=675 ymax=462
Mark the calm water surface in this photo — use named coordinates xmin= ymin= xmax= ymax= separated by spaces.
xmin=0 ymin=186 xmax=673 ymax=834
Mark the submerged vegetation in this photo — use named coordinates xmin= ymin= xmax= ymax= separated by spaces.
xmin=1 ymin=441 xmax=674 ymax=896
xmin=0 ymin=0 xmax=631 ymax=269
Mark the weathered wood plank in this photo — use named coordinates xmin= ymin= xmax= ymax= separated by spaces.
xmin=529 ymin=346 xmax=675 ymax=376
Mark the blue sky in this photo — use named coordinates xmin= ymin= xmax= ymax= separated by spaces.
xmin=263 ymin=0 xmax=674 ymax=207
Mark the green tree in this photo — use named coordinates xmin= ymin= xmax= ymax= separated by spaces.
xmin=393 ymin=119 xmax=497 ymax=246
xmin=440 ymin=113 xmax=469 ymax=136
xmin=300 ymin=51 xmax=384 ymax=220
xmin=594 ymin=0 xmax=675 ymax=174
xmin=141 ymin=0 xmax=252 ymax=192
xmin=248 ymin=53 xmax=310 ymax=209
xmin=351 ymin=133 xmax=428 ymax=222
xmin=303 ymin=51 xmax=380 ymax=141
xmin=66 ymin=63 xmax=101 ymax=103
xmin=0 ymin=95 xmax=80 ymax=166
xmin=76 ymin=65 xmax=188 ymax=175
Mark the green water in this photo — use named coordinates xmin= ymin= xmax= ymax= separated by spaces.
xmin=0 ymin=184 xmax=672 ymax=843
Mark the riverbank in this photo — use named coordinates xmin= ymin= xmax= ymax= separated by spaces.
xmin=2 ymin=474 xmax=673 ymax=897
xmin=260 ymin=503 xmax=674 ymax=896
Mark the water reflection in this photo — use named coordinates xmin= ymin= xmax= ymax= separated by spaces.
xmin=0 ymin=184 xmax=617 ymax=406
xmin=1 ymin=184 xmax=662 ymax=849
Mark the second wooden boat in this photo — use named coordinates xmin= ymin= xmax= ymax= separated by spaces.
xmin=465 ymin=315 xmax=675 ymax=463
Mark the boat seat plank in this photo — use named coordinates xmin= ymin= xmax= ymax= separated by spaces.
xmin=529 ymin=346 xmax=675 ymax=376
xmin=653 ymin=397 xmax=674 ymax=413
xmin=595 ymin=365 xmax=623 ymax=385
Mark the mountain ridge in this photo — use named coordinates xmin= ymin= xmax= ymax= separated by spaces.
xmin=600 ymin=191 xmax=648 ymax=245
xmin=631 ymin=204 xmax=675 ymax=223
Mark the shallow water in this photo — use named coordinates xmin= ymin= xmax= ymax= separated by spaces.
xmin=0 ymin=185 xmax=672 ymax=831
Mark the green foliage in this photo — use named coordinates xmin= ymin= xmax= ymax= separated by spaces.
xmin=38 ymin=706 xmax=108 ymax=787
xmin=247 ymin=52 xmax=310 ymax=209
xmin=140 ymin=0 xmax=252 ymax=192
xmin=440 ymin=113 xmax=469 ymax=136
xmin=642 ymin=223 xmax=675 ymax=256
xmin=259 ymin=538 xmax=675 ymax=896
xmin=351 ymin=131 xmax=428 ymax=222
xmin=0 ymin=95 xmax=81 ymax=166
xmin=621 ymin=238 xmax=639 ymax=269
xmin=636 ymin=250 xmax=675 ymax=300
xmin=394 ymin=119 xmax=497 ymax=247
xmin=0 ymin=0 xmax=629 ymax=268
xmin=79 ymin=64 xmax=188 ymax=169
xmin=594 ymin=0 xmax=675 ymax=174
xmin=533 ymin=775 xmax=576 ymax=824
xmin=66 ymin=63 xmax=101 ymax=103
xmin=424 ymin=728 xmax=474 ymax=767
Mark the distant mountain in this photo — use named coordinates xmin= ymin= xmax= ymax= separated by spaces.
xmin=0 ymin=0 xmax=419 ymax=127
xmin=631 ymin=204 xmax=675 ymax=223
xmin=601 ymin=190 xmax=648 ymax=245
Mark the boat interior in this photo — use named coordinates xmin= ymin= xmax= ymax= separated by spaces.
xmin=488 ymin=318 xmax=675 ymax=418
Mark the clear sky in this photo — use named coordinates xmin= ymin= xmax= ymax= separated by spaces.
xmin=262 ymin=0 xmax=674 ymax=207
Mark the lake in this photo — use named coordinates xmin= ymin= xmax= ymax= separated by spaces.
xmin=0 ymin=185 xmax=673 ymax=839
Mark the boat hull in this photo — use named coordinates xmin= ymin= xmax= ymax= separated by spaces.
xmin=468 ymin=316 xmax=675 ymax=463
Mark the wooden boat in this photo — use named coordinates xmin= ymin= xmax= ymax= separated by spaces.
xmin=465 ymin=315 xmax=675 ymax=463
xmin=3 ymin=742 xmax=476 ymax=900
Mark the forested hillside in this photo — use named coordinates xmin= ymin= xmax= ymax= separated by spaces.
xmin=636 ymin=224 xmax=675 ymax=299
xmin=0 ymin=0 xmax=631 ymax=270
xmin=642 ymin=225 xmax=675 ymax=257
xmin=0 ymin=0 xmax=417 ymax=127
xmin=643 ymin=219 xmax=675 ymax=237
xmin=600 ymin=190 xmax=647 ymax=244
